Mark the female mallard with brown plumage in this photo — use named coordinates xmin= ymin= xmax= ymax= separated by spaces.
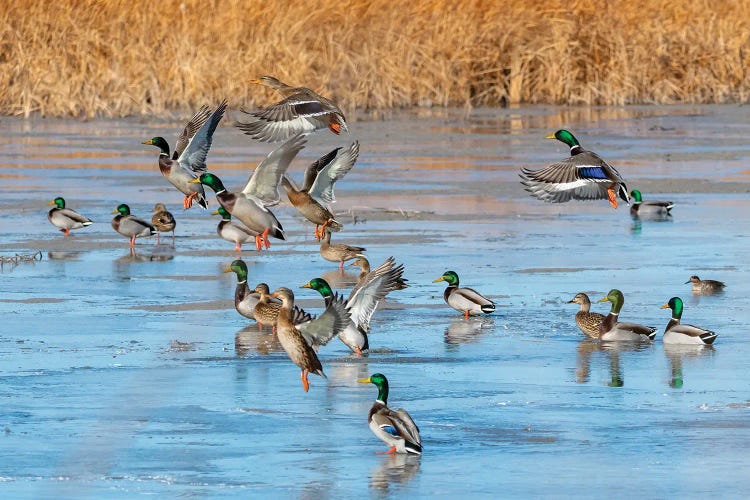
xmin=272 ymin=287 xmax=350 ymax=392
xmin=567 ymin=292 xmax=605 ymax=339
xmin=281 ymin=141 xmax=359 ymax=240
xmin=660 ymin=297 xmax=717 ymax=345
xmin=47 ymin=197 xmax=92 ymax=236
xmin=433 ymin=271 xmax=495 ymax=318
xmin=237 ymin=76 xmax=349 ymax=142
xmin=597 ymin=289 xmax=656 ymax=341
xmin=520 ymin=129 xmax=629 ymax=209
xmin=320 ymin=228 xmax=366 ymax=271
xmin=685 ymin=275 xmax=726 ymax=295
xmin=142 ymin=100 xmax=226 ymax=209
xmin=357 ymin=373 xmax=422 ymax=455
xmin=151 ymin=203 xmax=176 ymax=243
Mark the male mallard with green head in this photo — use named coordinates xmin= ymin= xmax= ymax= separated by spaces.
xmin=192 ymin=172 xmax=285 ymax=251
xmin=520 ymin=129 xmax=629 ymax=209
xmin=660 ymin=297 xmax=717 ymax=345
xmin=629 ymin=189 xmax=674 ymax=217
xmin=111 ymin=204 xmax=155 ymax=247
xmin=237 ymin=76 xmax=349 ymax=142
xmin=433 ymin=271 xmax=495 ymax=318
xmin=47 ymin=197 xmax=92 ymax=236
xmin=213 ymin=207 xmax=258 ymax=252
xmin=302 ymin=257 xmax=407 ymax=355
xmin=357 ymin=373 xmax=422 ymax=455
xmin=142 ymin=100 xmax=227 ymax=209
xmin=597 ymin=289 xmax=656 ymax=341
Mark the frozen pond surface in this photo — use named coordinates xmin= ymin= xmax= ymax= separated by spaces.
xmin=1 ymin=106 xmax=750 ymax=497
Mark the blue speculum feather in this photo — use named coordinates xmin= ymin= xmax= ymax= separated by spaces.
xmin=578 ymin=166 xmax=608 ymax=179
xmin=381 ymin=425 xmax=399 ymax=436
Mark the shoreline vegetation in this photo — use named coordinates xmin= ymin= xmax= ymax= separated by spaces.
xmin=2 ymin=0 xmax=749 ymax=118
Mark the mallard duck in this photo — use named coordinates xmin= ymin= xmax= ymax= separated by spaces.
xmin=192 ymin=172 xmax=284 ymax=251
xmin=272 ymin=287 xmax=350 ymax=392
xmin=433 ymin=271 xmax=495 ymax=318
xmin=213 ymin=207 xmax=258 ymax=252
xmin=519 ymin=129 xmax=630 ymax=209
xmin=685 ymin=275 xmax=726 ymax=295
xmin=223 ymin=260 xmax=259 ymax=320
xmin=281 ymin=141 xmax=360 ymax=240
xmin=223 ymin=260 xmax=313 ymax=324
xmin=142 ymin=100 xmax=227 ymax=209
xmin=111 ymin=204 xmax=155 ymax=247
xmin=151 ymin=203 xmax=176 ymax=243
xmin=191 ymin=135 xmax=306 ymax=250
xmin=350 ymin=256 xmax=409 ymax=290
xmin=597 ymin=289 xmax=656 ymax=341
xmin=567 ymin=292 xmax=605 ymax=339
xmin=660 ymin=297 xmax=717 ymax=345
xmin=320 ymin=228 xmax=366 ymax=271
xmin=236 ymin=76 xmax=349 ymax=142
xmin=357 ymin=373 xmax=422 ymax=455
xmin=302 ymin=257 xmax=407 ymax=355
xmin=47 ymin=197 xmax=92 ymax=236
xmin=629 ymin=189 xmax=674 ymax=217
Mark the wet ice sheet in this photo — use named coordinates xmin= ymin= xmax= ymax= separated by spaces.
xmin=1 ymin=106 xmax=750 ymax=496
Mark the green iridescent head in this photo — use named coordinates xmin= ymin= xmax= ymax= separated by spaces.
xmin=300 ymin=277 xmax=334 ymax=298
xmin=142 ymin=137 xmax=170 ymax=156
xmin=630 ymin=190 xmax=644 ymax=203
xmin=598 ymin=289 xmax=624 ymax=314
xmin=661 ymin=296 xmax=683 ymax=319
xmin=193 ymin=172 xmax=226 ymax=192
xmin=212 ymin=207 xmax=232 ymax=220
xmin=223 ymin=259 xmax=248 ymax=281
xmin=545 ymin=129 xmax=580 ymax=148
xmin=112 ymin=203 xmax=131 ymax=216
xmin=433 ymin=271 xmax=459 ymax=286
xmin=357 ymin=373 xmax=390 ymax=403
xmin=49 ymin=197 xmax=66 ymax=209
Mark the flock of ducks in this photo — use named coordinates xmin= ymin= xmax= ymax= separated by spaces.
xmin=44 ymin=77 xmax=725 ymax=455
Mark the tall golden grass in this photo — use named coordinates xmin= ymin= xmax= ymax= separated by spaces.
xmin=2 ymin=0 xmax=749 ymax=117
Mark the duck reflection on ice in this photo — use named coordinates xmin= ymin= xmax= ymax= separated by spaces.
xmin=575 ymin=339 xmax=651 ymax=386
xmin=664 ymin=344 xmax=714 ymax=389
xmin=444 ymin=316 xmax=495 ymax=345
xmin=369 ymin=453 xmax=421 ymax=493
xmin=234 ymin=324 xmax=283 ymax=357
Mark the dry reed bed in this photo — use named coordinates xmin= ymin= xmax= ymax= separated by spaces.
xmin=1 ymin=0 xmax=749 ymax=117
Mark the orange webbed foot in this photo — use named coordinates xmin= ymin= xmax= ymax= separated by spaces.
xmin=301 ymin=369 xmax=310 ymax=392
xmin=376 ymin=446 xmax=397 ymax=455
xmin=607 ymin=186 xmax=618 ymax=209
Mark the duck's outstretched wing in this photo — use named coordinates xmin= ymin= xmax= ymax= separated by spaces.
xmin=347 ymin=257 xmax=405 ymax=332
xmin=309 ymin=141 xmax=359 ymax=207
xmin=176 ymin=99 xmax=227 ymax=174
xmin=296 ymin=293 xmax=351 ymax=348
xmin=173 ymin=105 xmax=212 ymax=160
xmin=520 ymin=151 xmax=628 ymax=204
xmin=240 ymin=134 xmax=306 ymax=206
